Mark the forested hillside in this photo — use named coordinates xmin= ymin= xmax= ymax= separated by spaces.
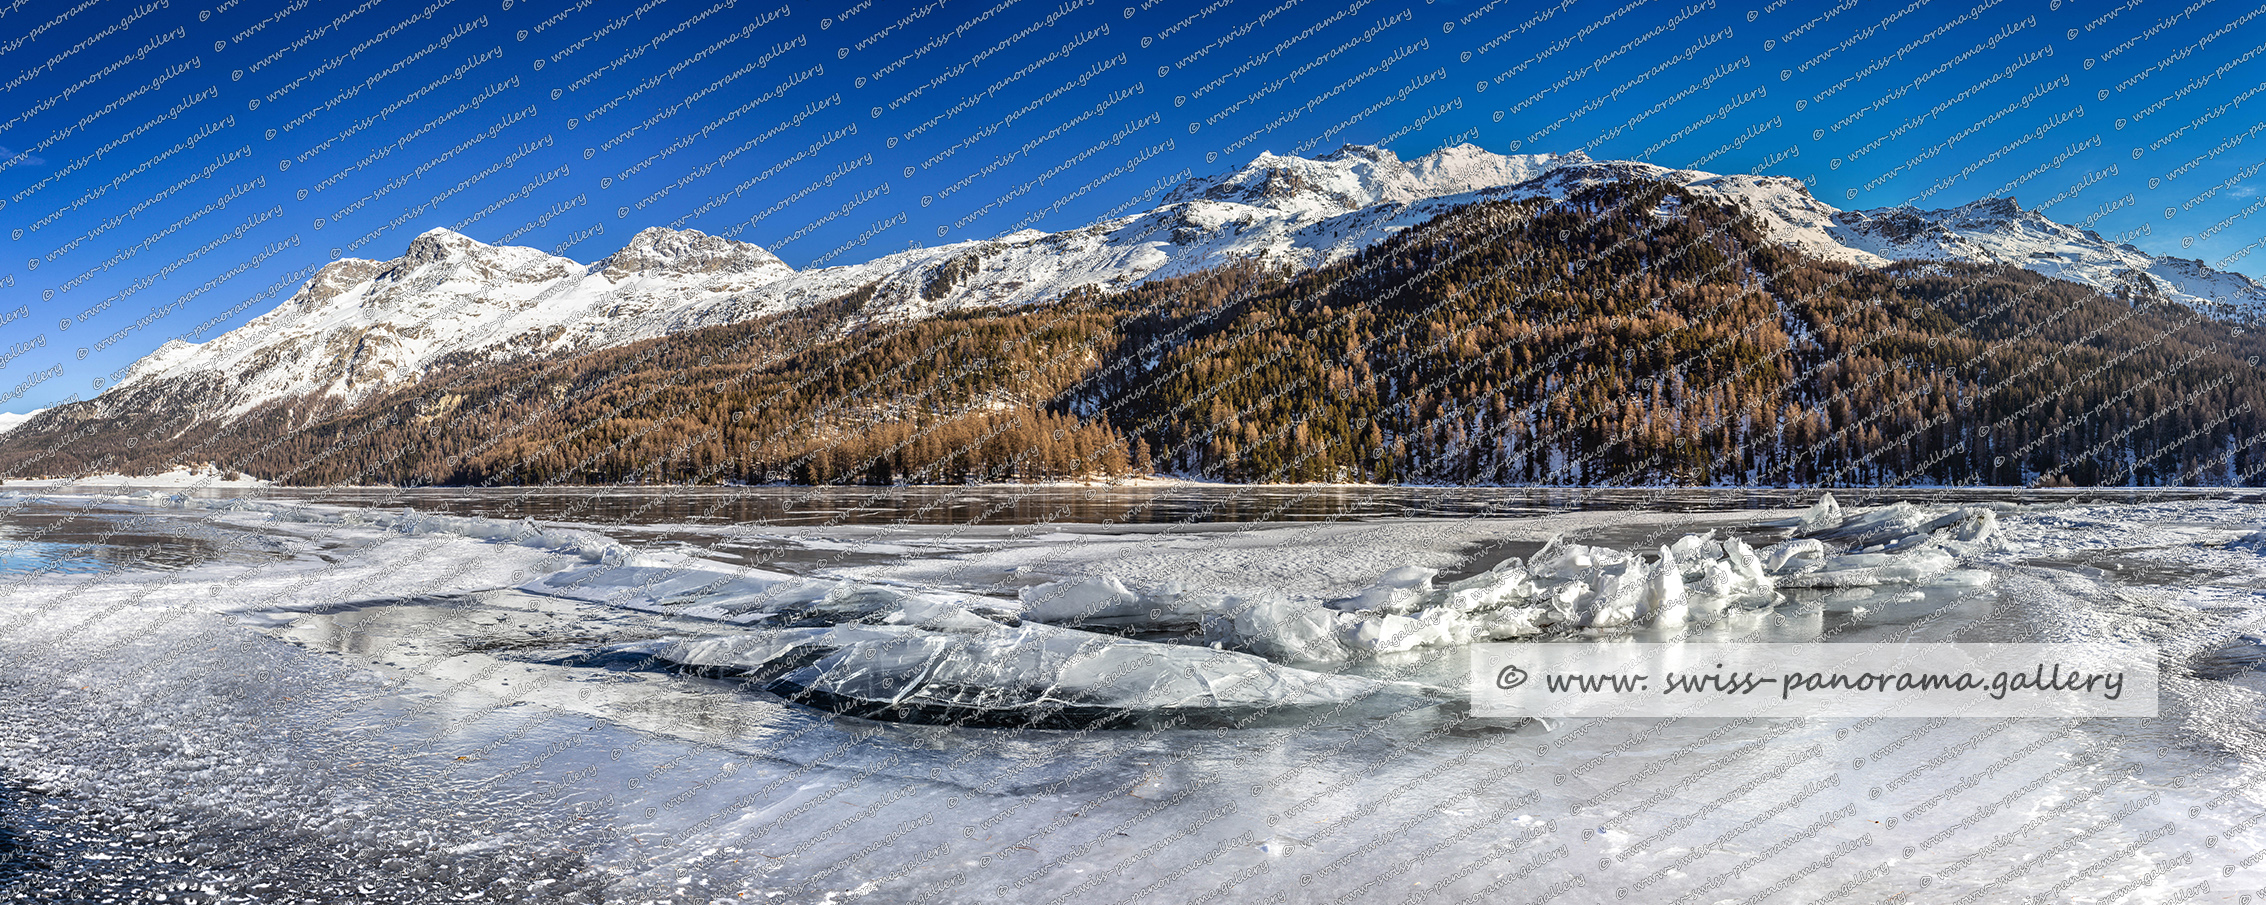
xmin=1083 ymin=182 xmax=2266 ymax=487
xmin=6 ymin=181 xmax=2262 ymax=487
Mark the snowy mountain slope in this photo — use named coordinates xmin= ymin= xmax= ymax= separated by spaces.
xmin=114 ymin=227 xmax=796 ymax=418
xmin=96 ymin=144 xmax=1593 ymax=421
xmin=1831 ymin=198 xmax=2266 ymax=313
xmin=1349 ymin=150 xmax=2266 ymax=318
xmin=669 ymin=144 xmax=1583 ymax=321
xmin=78 ymin=142 xmax=2266 ymax=432
xmin=0 ymin=409 xmax=40 ymax=437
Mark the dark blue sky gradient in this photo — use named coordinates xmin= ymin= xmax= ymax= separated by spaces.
xmin=3 ymin=0 xmax=2263 ymax=412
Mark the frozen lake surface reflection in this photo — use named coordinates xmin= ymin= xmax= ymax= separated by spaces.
xmin=1 ymin=486 xmax=2262 ymax=903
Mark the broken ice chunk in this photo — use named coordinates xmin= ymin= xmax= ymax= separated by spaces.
xmin=1324 ymin=564 xmax=1439 ymax=614
xmin=1774 ymin=548 xmax=1956 ymax=588
xmin=1755 ymin=493 xmax=1847 ymax=533
xmin=1923 ymin=507 xmax=1998 ymax=543
xmin=1529 ymin=535 xmax=1635 ymax=580
xmin=1722 ymin=536 xmax=1771 ymax=588
xmin=1477 ymin=607 xmax=1545 ymax=638
xmin=1755 ymin=494 xmax=1838 ymax=530
xmin=1409 ymin=608 xmax=1480 ymax=646
xmin=1640 ymin=546 xmax=1689 ymax=627
xmin=1929 ymin=568 xmax=1994 ymax=588
xmin=1801 ymin=493 xmax=1846 ymax=533
xmin=1808 ymin=501 xmax=1931 ymax=548
xmin=1436 ymin=556 xmax=1539 ymax=610
xmin=1540 ymin=579 xmax=1593 ymax=626
xmin=1020 ymin=575 xmax=1144 ymax=623
xmin=1679 ymin=558 xmax=1741 ymax=609
xmin=1592 ymin=571 xmax=1646 ymax=628
xmin=1221 ymin=593 xmax=1352 ymax=662
xmin=1440 ymin=569 xmax=1540 ymax=613
xmin=1343 ymin=611 xmax=1432 ymax=653
xmin=1667 ymin=531 xmax=1715 ymax=560
xmin=1760 ymin=538 xmax=1828 ymax=575
xmin=1560 ymin=570 xmax=1643 ymax=628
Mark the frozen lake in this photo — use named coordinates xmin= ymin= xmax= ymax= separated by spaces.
xmin=1 ymin=485 xmax=2262 ymax=904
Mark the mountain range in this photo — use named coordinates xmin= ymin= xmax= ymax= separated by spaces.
xmin=5 ymin=143 xmax=2264 ymax=486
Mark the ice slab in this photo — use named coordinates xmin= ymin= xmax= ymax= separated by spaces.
xmin=1322 ymin=564 xmax=1438 ymax=614
xmin=1800 ymin=501 xmax=1999 ymax=551
xmin=1755 ymin=492 xmax=1844 ymax=532
xmin=1019 ymin=575 xmax=1205 ymax=630
xmin=765 ymin=620 xmax=1422 ymax=728
xmin=520 ymin=563 xmax=837 ymax=619
xmin=520 ymin=563 xmax=1018 ymax=625
xmin=1775 ymin=548 xmax=1958 ymax=588
xmin=1218 ymin=592 xmax=1357 ymax=661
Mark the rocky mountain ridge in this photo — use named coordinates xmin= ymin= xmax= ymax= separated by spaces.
xmin=9 ymin=142 xmax=2264 ymax=452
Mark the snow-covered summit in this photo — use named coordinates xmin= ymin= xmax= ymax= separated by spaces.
xmin=400 ymin=226 xmax=484 ymax=263
xmin=596 ymin=227 xmax=792 ymax=281
xmin=1405 ymin=142 xmax=1568 ymax=195
xmin=1161 ymin=143 xmax=1566 ymax=217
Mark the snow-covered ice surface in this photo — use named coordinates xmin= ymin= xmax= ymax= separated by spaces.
xmin=2 ymin=487 xmax=2263 ymax=903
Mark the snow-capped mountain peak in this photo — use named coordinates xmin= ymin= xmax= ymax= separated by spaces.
xmin=1404 ymin=144 xmax=1571 ymax=196
xmin=596 ymin=227 xmax=792 ymax=281
xmin=1162 ymin=143 xmax=1568 ymax=219
xmin=1162 ymin=146 xmax=1394 ymax=216
xmin=408 ymin=224 xmax=481 ymax=249
xmin=387 ymin=227 xmax=501 ymax=271
xmin=290 ymin=258 xmax=382 ymax=313
xmin=371 ymin=227 xmax=580 ymax=289
xmin=1836 ymin=196 xmax=2088 ymax=262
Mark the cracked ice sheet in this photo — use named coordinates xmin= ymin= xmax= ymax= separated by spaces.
xmin=2 ymin=495 xmax=2264 ymax=904
xmin=0 ymin=505 xmax=629 ymax=901
xmin=1990 ymin=498 xmax=2266 ymax=558
xmin=1978 ymin=500 xmax=2266 ymax=611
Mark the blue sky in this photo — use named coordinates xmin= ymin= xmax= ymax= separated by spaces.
xmin=2 ymin=0 xmax=2263 ymax=413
